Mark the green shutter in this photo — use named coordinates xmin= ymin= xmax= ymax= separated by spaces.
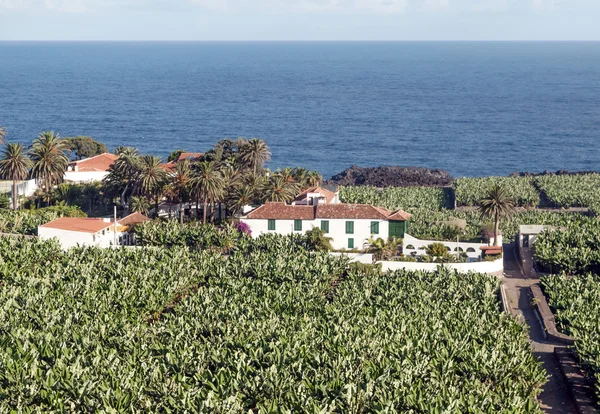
xmin=294 ymin=219 xmax=302 ymax=231
xmin=371 ymin=221 xmax=379 ymax=234
xmin=348 ymin=238 xmax=354 ymax=249
xmin=345 ymin=221 xmax=354 ymax=234
xmin=388 ymin=221 xmax=405 ymax=238
xmin=268 ymin=219 xmax=276 ymax=231
xmin=320 ymin=220 xmax=329 ymax=233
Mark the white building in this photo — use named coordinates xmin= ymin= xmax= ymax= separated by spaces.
xmin=38 ymin=212 xmax=150 ymax=250
xmin=241 ymin=202 xmax=411 ymax=250
xmin=402 ymin=233 xmax=485 ymax=262
xmin=292 ymin=186 xmax=340 ymax=206
xmin=64 ymin=153 xmax=118 ymax=183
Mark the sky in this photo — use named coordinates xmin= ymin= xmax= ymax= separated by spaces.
xmin=0 ymin=0 xmax=598 ymax=41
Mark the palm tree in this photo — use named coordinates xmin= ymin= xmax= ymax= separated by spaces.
xmin=0 ymin=143 xmax=31 ymax=210
xmin=306 ymin=171 xmax=323 ymax=187
xmin=130 ymin=196 xmax=150 ymax=216
xmin=0 ymin=126 xmax=7 ymax=144
xmin=240 ymin=138 xmax=271 ymax=175
xmin=191 ymin=161 xmax=224 ymax=224
xmin=104 ymin=147 xmax=140 ymax=208
xmin=29 ymin=131 xmax=69 ymax=203
xmin=172 ymin=160 xmax=192 ymax=224
xmin=305 ymin=227 xmax=333 ymax=252
xmin=137 ymin=155 xmax=167 ymax=216
xmin=227 ymin=186 xmax=256 ymax=216
xmin=479 ymin=185 xmax=516 ymax=246
xmin=263 ymin=175 xmax=299 ymax=203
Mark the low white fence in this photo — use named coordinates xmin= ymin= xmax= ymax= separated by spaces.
xmin=330 ymin=252 xmax=374 ymax=264
xmin=378 ymin=258 xmax=504 ymax=273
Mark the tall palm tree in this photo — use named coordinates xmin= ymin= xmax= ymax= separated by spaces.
xmin=137 ymin=155 xmax=167 ymax=216
xmin=263 ymin=175 xmax=299 ymax=203
xmin=479 ymin=185 xmax=516 ymax=246
xmin=240 ymin=138 xmax=271 ymax=175
xmin=104 ymin=147 xmax=140 ymax=208
xmin=172 ymin=160 xmax=192 ymax=224
xmin=306 ymin=170 xmax=323 ymax=187
xmin=227 ymin=186 xmax=255 ymax=216
xmin=130 ymin=196 xmax=150 ymax=216
xmin=28 ymin=131 xmax=69 ymax=203
xmin=0 ymin=126 xmax=7 ymax=145
xmin=0 ymin=143 xmax=31 ymax=210
xmin=192 ymin=161 xmax=224 ymax=224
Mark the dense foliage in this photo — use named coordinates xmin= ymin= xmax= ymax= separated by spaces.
xmin=534 ymin=221 xmax=600 ymax=275
xmin=0 ymin=205 xmax=86 ymax=235
xmin=339 ymin=185 xmax=452 ymax=211
xmin=453 ymin=177 xmax=540 ymax=207
xmin=541 ymin=274 xmax=600 ymax=400
xmin=536 ymin=174 xmax=600 ymax=214
xmin=0 ymin=236 xmax=545 ymax=412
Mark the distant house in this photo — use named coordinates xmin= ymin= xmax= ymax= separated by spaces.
xmin=177 ymin=152 xmax=203 ymax=162
xmin=292 ymin=187 xmax=340 ymax=206
xmin=64 ymin=153 xmax=118 ymax=183
xmin=240 ymin=202 xmax=411 ymax=250
xmin=38 ymin=212 xmax=150 ymax=249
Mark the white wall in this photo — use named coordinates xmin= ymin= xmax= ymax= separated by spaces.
xmin=330 ymin=252 xmax=374 ymax=264
xmin=38 ymin=227 xmax=122 ymax=250
xmin=0 ymin=179 xmax=38 ymax=199
xmin=64 ymin=171 xmax=108 ymax=183
xmin=242 ymin=218 xmax=390 ymax=250
xmin=403 ymin=234 xmax=483 ymax=260
xmin=379 ymin=258 xmax=504 ymax=273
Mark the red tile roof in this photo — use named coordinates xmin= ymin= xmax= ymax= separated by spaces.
xmin=177 ymin=152 xmax=203 ymax=162
xmin=245 ymin=203 xmax=315 ymax=220
xmin=118 ymin=212 xmax=151 ymax=226
xmin=40 ymin=217 xmax=115 ymax=233
xmin=294 ymin=187 xmax=337 ymax=204
xmin=161 ymin=162 xmax=177 ymax=172
xmin=245 ymin=203 xmax=411 ymax=221
xmin=69 ymin=153 xmax=117 ymax=172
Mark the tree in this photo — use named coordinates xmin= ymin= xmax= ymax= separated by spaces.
xmin=171 ymin=160 xmax=192 ymax=224
xmin=240 ymin=138 xmax=271 ymax=175
xmin=167 ymin=149 xmax=185 ymax=163
xmin=0 ymin=126 xmax=7 ymax=145
xmin=62 ymin=136 xmax=108 ymax=160
xmin=191 ymin=161 xmax=224 ymax=224
xmin=29 ymin=131 xmax=69 ymax=203
xmin=138 ymin=155 xmax=167 ymax=216
xmin=130 ymin=196 xmax=150 ymax=215
xmin=368 ymin=237 xmax=387 ymax=260
xmin=263 ymin=175 xmax=299 ymax=203
xmin=426 ymin=242 xmax=450 ymax=259
xmin=305 ymin=227 xmax=333 ymax=252
xmin=479 ymin=185 xmax=516 ymax=247
xmin=0 ymin=143 xmax=31 ymax=210
xmin=103 ymin=147 xmax=140 ymax=208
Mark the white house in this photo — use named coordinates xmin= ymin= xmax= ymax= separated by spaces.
xmin=402 ymin=233 xmax=486 ymax=262
xmin=64 ymin=153 xmax=118 ymax=183
xmin=38 ymin=212 xmax=150 ymax=250
xmin=292 ymin=186 xmax=340 ymax=206
xmin=241 ymin=202 xmax=411 ymax=250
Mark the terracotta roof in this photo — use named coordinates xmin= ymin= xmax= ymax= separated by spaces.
xmin=68 ymin=153 xmax=117 ymax=173
xmin=177 ymin=152 xmax=203 ymax=162
xmin=118 ymin=212 xmax=151 ymax=226
xmin=40 ymin=217 xmax=115 ymax=233
xmin=245 ymin=203 xmax=315 ymax=220
xmin=161 ymin=162 xmax=177 ymax=172
xmin=244 ymin=203 xmax=411 ymax=221
xmin=294 ymin=186 xmax=337 ymax=204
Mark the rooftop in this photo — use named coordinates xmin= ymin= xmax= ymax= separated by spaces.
xmin=294 ymin=186 xmax=338 ymax=204
xmin=40 ymin=213 xmax=150 ymax=233
xmin=68 ymin=153 xmax=118 ymax=173
xmin=177 ymin=152 xmax=204 ymax=162
xmin=245 ymin=202 xmax=411 ymax=221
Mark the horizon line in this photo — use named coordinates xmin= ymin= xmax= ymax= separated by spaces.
xmin=2 ymin=39 xmax=600 ymax=43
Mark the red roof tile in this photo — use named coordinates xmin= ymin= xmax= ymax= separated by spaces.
xmin=40 ymin=217 xmax=115 ymax=233
xmin=294 ymin=187 xmax=337 ymax=204
xmin=245 ymin=203 xmax=315 ymax=220
xmin=177 ymin=152 xmax=203 ymax=162
xmin=68 ymin=153 xmax=117 ymax=173
xmin=388 ymin=210 xmax=412 ymax=221
xmin=317 ymin=204 xmax=394 ymax=220
xmin=244 ymin=203 xmax=411 ymax=221
xmin=118 ymin=212 xmax=151 ymax=226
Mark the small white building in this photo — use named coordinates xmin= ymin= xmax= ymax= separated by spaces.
xmin=38 ymin=212 xmax=150 ymax=250
xmin=64 ymin=153 xmax=118 ymax=183
xmin=517 ymin=225 xmax=554 ymax=249
xmin=241 ymin=202 xmax=411 ymax=250
xmin=292 ymin=186 xmax=340 ymax=206
xmin=402 ymin=233 xmax=486 ymax=262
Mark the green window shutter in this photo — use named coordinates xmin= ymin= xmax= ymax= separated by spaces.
xmin=294 ymin=219 xmax=302 ymax=231
xmin=348 ymin=238 xmax=354 ymax=249
xmin=371 ymin=221 xmax=379 ymax=234
xmin=320 ymin=220 xmax=329 ymax=233
xmin=268 ymin=219 xmax=276 ymax=231
xmin=345 ymin=221 xmax=354 ymax=234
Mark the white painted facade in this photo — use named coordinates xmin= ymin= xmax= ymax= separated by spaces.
xmin=402 ymin=233 xmax=485 ymax=261
xmin=0 ymin=179 xmax=38 ymax=200
xmin=241 ymin=217 xmax=390 ymax=250
xmin=378 ymin=258 xmax=504 ymax=274
xmin=38 ymin=224 xmax=124 ymax=250
xmin=64 ymin=171 xmax=109 ymax=183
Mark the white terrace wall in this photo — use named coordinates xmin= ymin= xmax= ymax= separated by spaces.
xmin=0 ymin=179 xmax=38 ymax=199
xmin=379 ymin=258 xmax=504 ymax=274
xmin=403 ymin=233 xmax=484 ymax=261
xmin=330 ymin=252 xmax=374 ymax=264
xmin=64 ymin=171 xmax=109 ymax=183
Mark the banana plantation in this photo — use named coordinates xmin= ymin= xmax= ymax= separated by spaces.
xmin=0 ymin=235 xmax=546 ymax=412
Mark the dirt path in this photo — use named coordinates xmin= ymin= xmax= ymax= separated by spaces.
xmin=502 ymin=243 xmax=577 ymax=413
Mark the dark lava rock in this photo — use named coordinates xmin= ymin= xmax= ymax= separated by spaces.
xmin=509 ymin=170 xmax=599 ymax=177
xmin=325 ymin=165 xmax=453 ymax=187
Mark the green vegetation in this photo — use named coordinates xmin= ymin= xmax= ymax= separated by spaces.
xmin=536 ymin=174 xmax=600 ymax=214
xmin=339 ymin=185 xmax=452 ymax=210
xmin=62 ymin=136 xmax=108 ymax=160
xmin=0 ymin=236 xmax=545 ymax=411
xmin=541 ymin=274 xmax=600 ymax=400
xmin=454 ymin=176 xmax=540 ymax=208
xmin=534 ymin=221 xmax=600 ymax=275
xmin=0 ymin=205 xmax=85 ymax=235
xmin=479 ymin=185 xmax=517 ymax=246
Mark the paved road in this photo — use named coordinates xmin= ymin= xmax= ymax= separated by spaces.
xmin=502 ymin=243 xmax=577 ymax=414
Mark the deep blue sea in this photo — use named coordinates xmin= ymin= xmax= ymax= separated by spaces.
xmin=1 ymin=41 xmax=599 ymax=178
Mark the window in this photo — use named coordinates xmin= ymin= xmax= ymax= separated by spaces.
xmin=348 ymin=238 xmax=354 ymax=249
xmin=345 ymin=221 xmax=354 ymax=234
xmin=370 ymin=221 xmax=379 ymax=234
xmin=466 ymin=247 xmax=476 ymax=253
xmin=406 ymin=244 xmax=415 ymax=250
xmin=268 ymin=219 xmax=276 ymax=231
xmin=320 ymin=220 xmax=329 ymax=233
xmin=294 ymin=219 xmax=302 ymax=231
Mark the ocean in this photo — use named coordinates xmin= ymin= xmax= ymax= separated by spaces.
xmin=1 ymin=41 xmax=599 ymax=178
